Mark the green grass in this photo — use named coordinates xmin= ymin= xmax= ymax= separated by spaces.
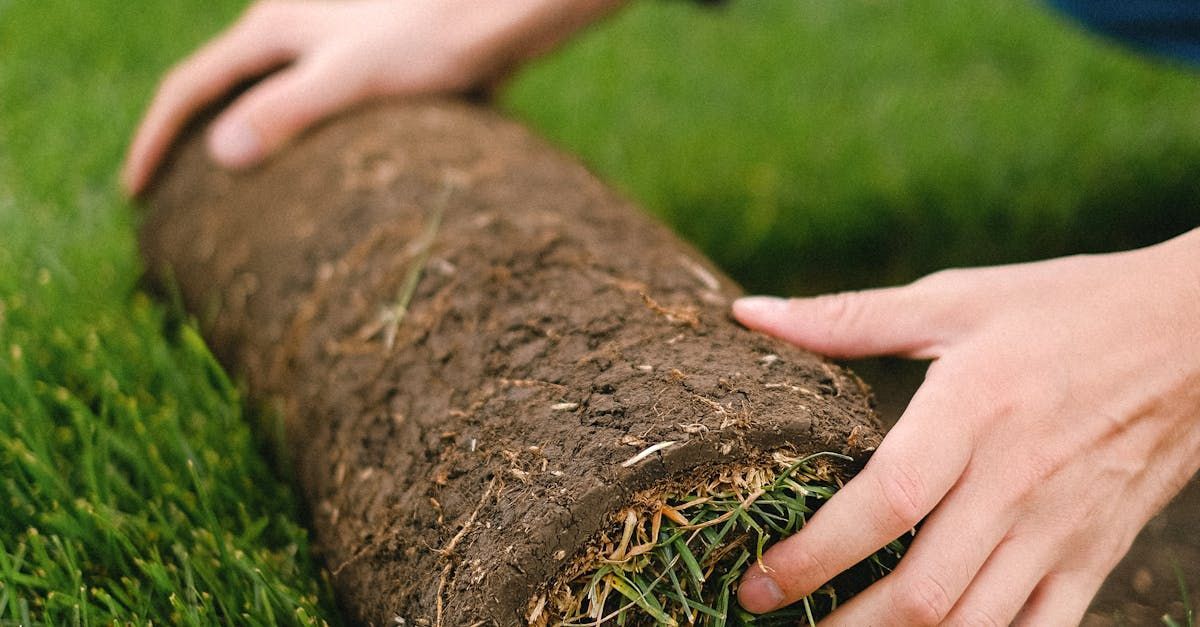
xmin=505 ymin=1 xmax=1200 ymax=293
xmin=3 ymin=0 xmax=1200 ymax=623
xmin=1 ymin=0 xmax=334 ymax=623
xmin=1163 ymin=563 xmax=1196 ymax=627
xmin=542 ymin=452 xmax=907 ymax=626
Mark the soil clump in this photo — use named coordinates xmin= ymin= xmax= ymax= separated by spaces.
xmin=142 ymin=100 xmax=887 ymax=624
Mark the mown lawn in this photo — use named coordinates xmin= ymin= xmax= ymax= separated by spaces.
xmin=1 ymin=0 xmax=1198 ymax=623
xmin=1 ymin=0 xmax=336 ymax=623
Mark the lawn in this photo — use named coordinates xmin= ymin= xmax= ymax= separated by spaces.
xmin=507 ymin=1 xmax=1200 ymax=293
xmin=1 ymin=0 xmax=1198 ymax=623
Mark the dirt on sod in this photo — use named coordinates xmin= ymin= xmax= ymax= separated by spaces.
xmin=139 ymin=99 xmax=899 ymax=624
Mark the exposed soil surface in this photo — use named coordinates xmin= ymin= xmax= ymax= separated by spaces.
xmin=142 ymin=100 xmax=887 ymax=625
xmin=854 ymin=357 xmax=1200 ymax=626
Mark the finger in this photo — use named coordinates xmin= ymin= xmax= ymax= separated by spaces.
xmin=818 ymin=478 xmax=1013 ymax=627
xmin=205 ymin=55 xmax=369 ymax=168
xmin=1013 ymin=571 xmax=1104 ymax=627
xmin=732 ymin=285 xmax=951 ymax=360
xmin=737 ymin=383 xmax=972 ymax=614
xmin=938 ymin=533 xmax=1055 ymax=626
xmin=122 ymin=3 xmax=303 ymax=195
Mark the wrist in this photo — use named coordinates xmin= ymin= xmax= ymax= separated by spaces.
xmin=449 ymin=0 xmax=626 ymax=81
xmin=1163 ymin=226 xmax=1200 ymax=280
xmin=1161 ymin=226 xmax=1200 ymax=324
xmin=1177 ymin=226 xmax=1200 ymax=261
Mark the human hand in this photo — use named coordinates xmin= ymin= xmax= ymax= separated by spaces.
xmin=121 ymin=0 xmax=622 ymax=195
xmin=733 ymin=228 xmax=1200 ymax=625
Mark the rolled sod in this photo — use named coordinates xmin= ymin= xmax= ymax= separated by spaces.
xmin=140 ymin=100 xmax=893 ymax=625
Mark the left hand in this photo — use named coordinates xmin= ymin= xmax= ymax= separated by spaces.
xmin=120 ymin=0 xmax=623 ymax=196
xmin=733 ymin=228 xmax=1200 ymax=625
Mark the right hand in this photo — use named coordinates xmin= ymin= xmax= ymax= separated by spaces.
xmin=121 ymin=0 xmax=622 ymax=195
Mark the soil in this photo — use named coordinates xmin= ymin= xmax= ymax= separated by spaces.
xmin=142 ymin=96 xmax=1194 ymax=626
xmin=141 ymin=100 xmax=887 ymax=625
xmin=852 ymin=357 xmax=1200 ymax=626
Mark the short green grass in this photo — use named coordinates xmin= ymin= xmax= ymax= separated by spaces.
xmin=505 ymin=1 xmax=1200 ymax=293
xmin=3 ymin=0 xmax=1200 ymax=623
xmin=543 ymin=452 xmax=907 ymax=626
xmin=1164 ymin=564 xmax=1196 ymax=627
xmin=1 ymin=0 xmax=334 ymax=623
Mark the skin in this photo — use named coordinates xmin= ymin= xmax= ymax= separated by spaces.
xmin=123 ymin=2 xmax=1200 ymax=624
xmin=734 ymin=230 xmax=1200 ymax=625
xmin=121 ymin=0 xmax=623 ymax=195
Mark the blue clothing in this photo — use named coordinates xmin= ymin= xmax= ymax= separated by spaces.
xmin=1050 ymin=0 xmax=1200 ymax=65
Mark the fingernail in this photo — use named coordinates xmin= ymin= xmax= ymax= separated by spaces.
xmin=738 ymin=574 xmax=786 ymax=613
xmin=208 ymin=119 xmax=262 ymax=168
xmin=733 ymin=296 xmax=788 ymax=318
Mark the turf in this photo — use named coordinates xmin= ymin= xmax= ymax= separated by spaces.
xmin=0 ymin=0 xmax=334 ymax=624
xmin=543 ymin=452 xmax=907 ymax=626
xmin=2 ymin=0 xmax=1200 ymax=624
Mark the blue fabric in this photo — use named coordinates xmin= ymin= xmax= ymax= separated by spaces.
xmin=1050 ymin=0 xmax=1200 ymax=65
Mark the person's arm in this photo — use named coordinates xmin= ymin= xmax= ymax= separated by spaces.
xmin=734 ymin=227 xmax=1200 ymax=625
xmin=121 ymin=0 xmax=624 ymax=196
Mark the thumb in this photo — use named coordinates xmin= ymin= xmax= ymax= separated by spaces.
xmin=732 ymin=287 xmax=948 ymax=359
xmin=206 ymin=58 xmax=369 ymax=169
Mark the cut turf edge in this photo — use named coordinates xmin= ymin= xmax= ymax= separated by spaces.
xmin=531 ymin=451 xmax=910 ymax=626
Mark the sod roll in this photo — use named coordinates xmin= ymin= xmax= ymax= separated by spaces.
xmin=140 ymin=100 xmax=886 ymax=625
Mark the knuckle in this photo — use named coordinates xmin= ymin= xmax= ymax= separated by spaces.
xmin=908 ymin=266 xmax=984 ymax=334
xmin=155 ymin=64 xmax=196 ymax=104
xmin=241 ymin=0 xmax=300 ymax=33
xmin=812 ymin=291 xmax=860 ymax=333
xmin=781 ymin=547 xmax=833 ymax=593
xmin=892 ymin=571 xmax=954 ymax=626
xmin=1016 ymin=448 xmax=1060 ymax=487
xmin=159 ymin=63 xmax=188 ymax=91
xmin=873 ymin=459 xmax=928 ymax=530
xmin=244 ymin=0 xmax=280 ymax=23
xmin=913 ymin=267 xmax=964 ymax=292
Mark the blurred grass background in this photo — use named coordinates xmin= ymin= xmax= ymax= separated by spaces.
xmin=1 ymin=0 xmax=1198 ymax=623
xmin=507 ymin=1 xmax=1200 ymax=294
